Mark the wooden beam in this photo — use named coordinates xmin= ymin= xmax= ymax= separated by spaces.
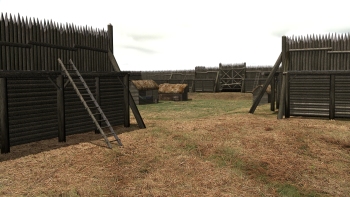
xmin=27 ymin=41 xmax=77 ymax=51
xmin=0 ymin=41 xmax=31 ymax=48
xmin=249 ymin=52 xmax=282 ymax=113
xmin=329 ymin=74 xmax=335 ymax=119
xmin=129 ymin=92 xmax=146 ymax=128
xmin=270 ymin=75 xmax=275 ymax=111
xmin=124 ymin=74 xmax=130 ymax=127
xmin=108 ymin=50 xmax=121 ymax=72
xmin=285 ymin=73 xmax=290 ymax=118
xmin=278 ymin=36 xmax=288 ymax=119
xmin=287 ymin=70 xmax=350 ymax=75
xmin=0 ymin=78 xmax=9 ymax=153
xmin=74 ymin=44 xmax=108 ymax=53
xmin=327 ymin=51 xmax=350 ymax=54
xmin=108 ymin=24 xmax=113 ymax=53
xmin=289 ymin=47 xmax=332 ymax=52
xmin=57 ymin=75 xmax=66 ymax=142
xmin=0 ymin=71 xmax=60 ymax=78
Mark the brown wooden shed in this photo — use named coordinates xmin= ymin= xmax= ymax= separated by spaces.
xmin=158 ymin=83 xmax=189 ymax=101
xmin=130 ymin=80 xmax=159 ymax=105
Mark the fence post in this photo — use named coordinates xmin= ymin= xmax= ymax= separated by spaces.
xmin=278 ymin=36 xmax=288 ymax=119
xmin=285 ymin=72 xmax=290 ymax=118
xmin=0 ymin=78 xmax=10 ymax=153
xmin=124 ymin=74 xmax=130 ymax=127
xmin=57 ymin=75 xmax=66 ymax=142
xmin=107 ymin=24 xmax=113 ymax=53
xmin=330 ymin=74 xmax=335 ymax=119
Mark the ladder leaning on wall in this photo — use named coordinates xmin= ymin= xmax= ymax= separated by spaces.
xmin=252 ymin=71 xmax=260 ymax=91
xmin=58 ymin=58 xmax=122 ymax=148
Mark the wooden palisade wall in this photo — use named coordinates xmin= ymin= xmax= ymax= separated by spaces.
xmin=0 ymin=13 xmax=130 ymax=153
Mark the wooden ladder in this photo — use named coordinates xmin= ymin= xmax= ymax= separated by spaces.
xmin=253 ymin=71 xmax=260 ymax=91
xmin=58 ymin=58 xmax=123 ymax=148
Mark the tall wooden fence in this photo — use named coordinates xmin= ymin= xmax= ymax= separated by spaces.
xmin=277 ymin=34 xmax=350 ymax=119
xmin=0 ymin=13 xmax=113 ymax=72
xmin=0 ymin=13 xmax=130 ymax=153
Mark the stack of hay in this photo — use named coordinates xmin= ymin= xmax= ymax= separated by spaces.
xmin=158 ymin=83 xmax=189 ymax=101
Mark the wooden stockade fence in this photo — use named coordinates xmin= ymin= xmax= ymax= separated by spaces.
xmin=0 ymin=13 xmax=113 ymax=72
xmin=0 ymin=13 xmax=145 ymax=153
xmin=140 ymin=64 xmax=273 ymax=93
xmin=252 ymin=34 xmax=350 ymax=119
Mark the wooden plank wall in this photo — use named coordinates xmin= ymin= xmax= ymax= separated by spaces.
xmin=0 ymin=13 xmax=112 ymax=72
xmin=285 ymin=34 xmax=350 ymax=119
xmin=0 ymin=73 xmax=127 ymax=151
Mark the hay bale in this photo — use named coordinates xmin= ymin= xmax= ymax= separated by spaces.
xmin=266 ymin=85 xmax=271 ymax=94
xmin=131 ymin=80 xmax=159 ymax=91
xmin=158 ymin=83 xmax=188 ymax=94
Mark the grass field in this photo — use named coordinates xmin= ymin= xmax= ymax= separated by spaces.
xmin=1 ymin=92 xmax=350 ymax=196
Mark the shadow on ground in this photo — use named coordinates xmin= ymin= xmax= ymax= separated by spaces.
xmin=0 ymin=124 xmax=141 ymax=162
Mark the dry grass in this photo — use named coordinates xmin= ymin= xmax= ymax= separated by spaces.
xmin=1 ymin=92 xmax=350 ymax=196
xmin=158 ymin=83 xmax=188 ymax=94
xmin=131 ymin=80 xmax=159 ymax=91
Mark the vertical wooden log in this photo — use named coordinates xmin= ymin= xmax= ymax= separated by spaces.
xmin=9 ymin=15 xmax=15 ymax=70
xmin=0 ymin=78 xmax=10 ymax=153
xmin=124 ymin=74 xmax=130 ymax=127
xmin=1 ymin=14 xmax=6 ymax=70
xmin=95 ymin=77 xmax=101 ymax=134
xmin=270 ymin=75 xmax=275 ymax=111
xmin=278 ymin=36 xmax=288 ymax=119
xmin=57 ymin=75 xmax=66 ymax=142
xmin=33 ymin=19 xmax=38 ymax=70
xmin=107 ymin=24 xmax=113 ymax=53
xmin=329 ymin=74 xmax=335 ymax=119
xmin=14 ymin=16 xmax=23 ymax=70
xmin=285 ymin=73 xmax=290 ymax=118
xmin=107 ymin=25 xmax=113 ymax=72
xmin=29 ymin=18 xmax=34 ymax=70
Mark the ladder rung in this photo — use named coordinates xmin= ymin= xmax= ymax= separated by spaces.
xmin=105 ymin=133 xmax=116 ymax=137
xmin=58 ymin=58 xmax=122 ymax=148
xmin=88 ymin=106 xmax=100 ymax=108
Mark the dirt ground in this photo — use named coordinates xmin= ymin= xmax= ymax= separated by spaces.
xmin=0 ymin=92 xmax=349 ymax=196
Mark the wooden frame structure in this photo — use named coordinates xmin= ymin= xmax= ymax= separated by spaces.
xmin=219 ymin=63 xmax=246 ymax=92
xmin=252 ymin=34 xmax=350 ymax=119
xmin=0 ymin=13 xmax=145 ymax=153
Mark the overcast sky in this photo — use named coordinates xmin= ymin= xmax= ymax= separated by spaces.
xmin=2 ymin=0 xmax=350 ymax=71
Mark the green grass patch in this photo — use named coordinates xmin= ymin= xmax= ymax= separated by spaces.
xmin=208 ymin=146 xmax=244 ymax=169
